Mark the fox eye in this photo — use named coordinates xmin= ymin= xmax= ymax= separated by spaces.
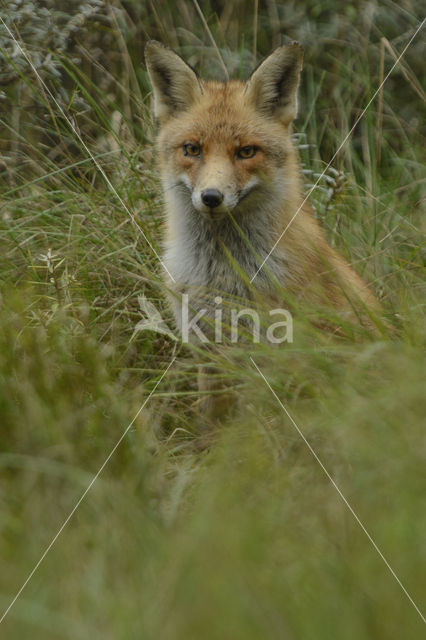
xmin=183 ymin=143 xmax=201 ymax=157
xmin=237 ymin=145 xmax=258 ymax=159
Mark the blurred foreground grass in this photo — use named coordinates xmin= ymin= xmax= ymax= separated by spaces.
xmin=0 ymin=1 xmax=425 ymax=638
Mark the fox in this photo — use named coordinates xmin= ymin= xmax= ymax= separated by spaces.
xmin=145 ymin=40 xmax=380 ymax=342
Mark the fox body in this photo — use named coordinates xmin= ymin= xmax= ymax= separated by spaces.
xmin=145 ymin=41 xmax=379 ymax=335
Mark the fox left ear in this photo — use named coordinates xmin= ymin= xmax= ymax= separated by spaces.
xmin=245 ymin=43 xmax=303 ymax=125
xmin=145 ymin=41 xmax=203 ymax=122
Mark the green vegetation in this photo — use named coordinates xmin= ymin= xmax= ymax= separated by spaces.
xmin=0 ymin=1 xmax=425 ymax=637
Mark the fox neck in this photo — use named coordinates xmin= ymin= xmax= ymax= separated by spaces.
xmin=163 ymin=173 xmax=302 ymax=295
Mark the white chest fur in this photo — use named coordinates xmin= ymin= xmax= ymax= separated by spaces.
xmin=163 ymin=185 xmax=289 ymax=300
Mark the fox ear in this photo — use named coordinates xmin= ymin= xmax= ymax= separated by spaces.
xmin=145 ymin=41 xmax=202 ymax=122
xmin=245 ymin=43 xmax=303 ymax=124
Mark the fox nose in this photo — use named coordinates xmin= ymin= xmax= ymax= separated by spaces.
xmin=201 ymin=189 xmax=224 ymax=209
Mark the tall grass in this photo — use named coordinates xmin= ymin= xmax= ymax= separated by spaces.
xmin=0 ymin=1 xmax=425 ymax=638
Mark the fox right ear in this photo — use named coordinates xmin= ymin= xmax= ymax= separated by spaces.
xmin=245 ymin=43 xmax=303 ymax=125
xmin=145 ymin=41 xmax=202 ymax=122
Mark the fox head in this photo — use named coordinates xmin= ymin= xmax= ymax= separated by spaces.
xmin=145 ymin=41 xmax=303 ymax=219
